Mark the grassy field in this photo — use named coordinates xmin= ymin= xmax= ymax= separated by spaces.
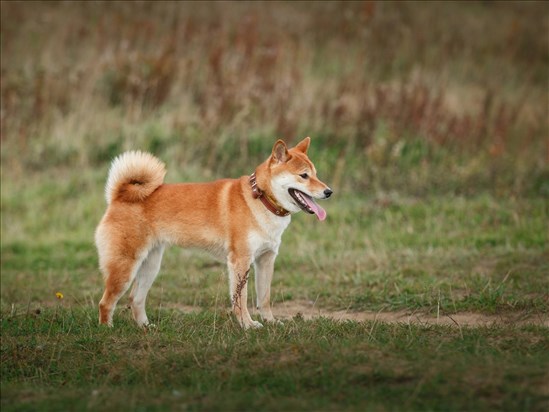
xmin=2 ymin=309 xmax=548 ymax=412
xmin=1 ymin=1 xmax=548 ymax=411
xmin=2 ymin=188 xmax=548 ymax=411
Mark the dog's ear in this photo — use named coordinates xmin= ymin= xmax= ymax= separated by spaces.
xmin=295 ymin=137 xmax=310 ymax=154
xmin=271 ymin=139 xmax=290 ymax=164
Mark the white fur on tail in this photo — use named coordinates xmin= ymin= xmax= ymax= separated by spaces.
xmin=105 ymin=151 xmax=166 ymax=204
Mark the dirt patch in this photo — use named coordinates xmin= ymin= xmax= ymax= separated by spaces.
xmin=165 ymin=301 xmax=548 ymax=327
xmin=265 ymin=300 xmax=549 ymax=328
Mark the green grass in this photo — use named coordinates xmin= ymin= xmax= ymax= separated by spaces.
xmin=2 ymin=184 xmax=548 ymax=410
xmin=2 ymin=152 xmax=547 ymax=412
xmin=2 ymin=179 xmax=547 ymax=315
xmin=2 ymin=307 xmax=548 ymax=412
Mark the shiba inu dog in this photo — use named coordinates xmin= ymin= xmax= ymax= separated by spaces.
xmin=95 ymin=137 xmax=332 ymax=329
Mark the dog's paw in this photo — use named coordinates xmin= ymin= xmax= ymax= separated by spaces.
xmin=259 ymin=311 xmax=278 ymax=323
xmin=141 ymin=322 xmax=158 ymax=334
xmin=244 ymin=319 xmax=264 ymax=329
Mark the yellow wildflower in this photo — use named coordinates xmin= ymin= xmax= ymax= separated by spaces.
xmin=55 ymin=292 xmax=64 ymax=300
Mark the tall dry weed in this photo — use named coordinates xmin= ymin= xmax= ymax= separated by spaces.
xmin=1 ymin=1 xmax=547 ymax=192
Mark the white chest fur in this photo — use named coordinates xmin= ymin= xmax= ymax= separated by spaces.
xmin=247 ymin=215 xmax=291 ymax=259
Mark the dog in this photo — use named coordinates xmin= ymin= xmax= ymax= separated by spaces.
xmin=95 ymin=137 xmax=332 ymax=329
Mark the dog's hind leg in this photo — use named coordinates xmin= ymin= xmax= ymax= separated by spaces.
xmin=128 ymin=244 xmax=164 ymax=327
xmin=98 ymin=255 xmax=143 ymax=326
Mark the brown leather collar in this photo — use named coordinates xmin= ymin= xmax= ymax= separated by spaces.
xmin=249 ymin=172 xmax=290 ymax=217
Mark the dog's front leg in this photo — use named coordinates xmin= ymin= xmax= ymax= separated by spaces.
xmin=254 ymin=250 xmax=278 ymax=323
xmin=228 ymin=253 xmax=263 ymax=329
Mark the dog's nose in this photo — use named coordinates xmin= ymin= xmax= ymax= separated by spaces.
xmin=324 ymin=188 xmax=333 ymax=198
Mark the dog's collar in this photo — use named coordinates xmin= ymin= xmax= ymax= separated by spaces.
xmin=249 ymin=172 xmax=290 ymax=217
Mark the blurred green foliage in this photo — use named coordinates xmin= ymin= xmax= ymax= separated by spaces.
xmin=1 ymin=1 xmax=547 ymax=195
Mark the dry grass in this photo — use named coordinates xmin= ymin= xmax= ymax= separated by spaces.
xmin=1 ymin=2 xmax=547 ymax=194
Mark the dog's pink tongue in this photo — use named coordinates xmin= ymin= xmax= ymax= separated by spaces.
xmin=303 ymin=196 xmax=327 ymax=221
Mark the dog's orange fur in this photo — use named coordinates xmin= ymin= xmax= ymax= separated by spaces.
xmin=95 ymin=137 xmax=332 ymax=329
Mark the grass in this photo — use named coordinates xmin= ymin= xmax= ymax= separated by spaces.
xmin=1 ymin=184 xmax=548 ymax=410
xmin=2 ymin=1 xmax=548 ymax=411
xmin=2 ymin=181 xmax=547 ymax=315
xmin=1 ymin=2 xmax=548 ymax=195
xmin=2 ymin=308 xmax=548 ymax=412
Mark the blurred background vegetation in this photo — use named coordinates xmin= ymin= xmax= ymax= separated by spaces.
xmin=1 ymin=1 xmax=547 ymax=198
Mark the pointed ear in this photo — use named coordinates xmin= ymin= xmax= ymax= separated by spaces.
xmin=271 ymin=139 xmax=289 ymax=164
xmin=295 ymin=136 xmax=311 ymax=154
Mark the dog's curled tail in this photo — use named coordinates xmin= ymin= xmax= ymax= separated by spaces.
xmin=105 ymin=151 xmax=166 ymax=204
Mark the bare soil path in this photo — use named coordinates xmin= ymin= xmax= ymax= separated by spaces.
xmin=267 ymin=300 xmax=549 ymax=327
xmin=169 ymin=300 xmax=549 ymax=327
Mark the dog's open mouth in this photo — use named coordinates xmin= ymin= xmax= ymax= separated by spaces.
xmin=288 ymin=189 xmax=327 ymax=221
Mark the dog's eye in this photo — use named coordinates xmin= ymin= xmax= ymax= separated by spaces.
xmin=299 ymin=173 xmax=309 ymax=179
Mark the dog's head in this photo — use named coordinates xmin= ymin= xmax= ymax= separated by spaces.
xmin=267 ymin=137 xmax=333 ymax=220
